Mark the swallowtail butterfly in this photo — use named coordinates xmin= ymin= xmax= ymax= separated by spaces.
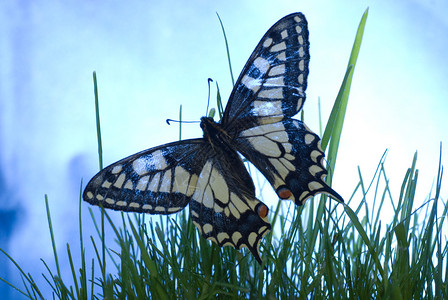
xmin=83 ymin=13 xmax=343 ymax=264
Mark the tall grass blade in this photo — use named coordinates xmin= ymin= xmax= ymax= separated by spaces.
xmin=216 ymin=13 xmax=235 ymax=86
xmin=343 ymin=203 xmax=385 ymax=278
xmin=45 ymin=195 xmax=61 ymax=281
xmin=92 ymin=71 xmax=103 ymax=171
xmin=92 ymin=71 xmax=107 ymax=294
xmin=216 ymin=82 xmax=224 ymax=120
xmin=323 ymin=8 xmax=368 ymax=180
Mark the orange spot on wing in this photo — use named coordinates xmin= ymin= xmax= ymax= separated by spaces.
xmin=277 ymin=188 xmax=292 ymax=199
xmin=257 ymin=204 xmax=269 ymax=218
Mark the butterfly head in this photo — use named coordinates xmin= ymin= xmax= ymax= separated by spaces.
xmin=200 ymin=116 xmax=214 ymax=129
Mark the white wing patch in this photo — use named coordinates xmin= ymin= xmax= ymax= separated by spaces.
xmin=253 ymin=57 xmax=270 ymax=73
xmin=241 ymin=122 xmax=289 ymax=159
xmin=268 ymin=64 xmax=285 ymax=76
xmin=241 ymin=75 xmax=262 ymax=93
xmin=270 ymin=41 xmax=287 ymax=52
xmin=132 ymin=150 xmax=167 ymax=175
xmin=252 ymin=100 xmax=283 ymax=118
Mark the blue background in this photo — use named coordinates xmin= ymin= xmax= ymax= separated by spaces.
xmin=1 ymin=0 xmax=447 ymax=298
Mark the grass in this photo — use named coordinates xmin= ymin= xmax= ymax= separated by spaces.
xmin=1 ymin=8 xmax=448 ymax=299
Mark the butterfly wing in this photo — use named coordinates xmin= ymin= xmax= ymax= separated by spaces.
xmin=222 ymin=12 xmax=310 ymax=129
xmin=235 ymin=119 xmax=343 ymax=205
xmin=221 ymin=13 xmax=342 ymax=204
xmin=189 ymin=144 xmax=271 ymax=264
xmin=83 ymin=139 xmax=206 ymax=214
xmin=83 ymin=138 xmax=271 ymax=262
xmin=83 ymin=12 xmax=339 ymax=265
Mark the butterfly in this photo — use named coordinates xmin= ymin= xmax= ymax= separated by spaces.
xmin=83 ymin=12 xmax=343 ymax=264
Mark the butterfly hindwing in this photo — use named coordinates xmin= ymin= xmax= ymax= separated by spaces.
xmin=189 ymin=149 xmax=271 ymax=264
xmin=222 ymin=12 xmax=310 ymax=130
xmin=235 ymin=119 xmax=343 ymax=205
xmin=83 ymin=140 xmax=206 ymax=214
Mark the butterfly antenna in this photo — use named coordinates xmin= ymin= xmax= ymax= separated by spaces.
xmin=166 ymin=119 xmax=199 ymax=125
xmin=205 ymin=78 xmax=213 ymax=116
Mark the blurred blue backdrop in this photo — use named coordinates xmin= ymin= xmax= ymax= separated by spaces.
xmin=1 ymin=0 xmax=447 ymax=298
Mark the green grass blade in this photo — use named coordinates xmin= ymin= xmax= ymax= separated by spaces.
xmin=322 ymin=8 xmax=368 ymax=177
xmin=92 ymin=72 xmax=107 ymax=291
xmin=92 ymin=71 xmax=103 ymax=171
xmin=318 ymin=96 xmax=323 ymax=136
xmin=128 ymin=218 xmax=169 ymax=300
xmin=66 ymin=243 xmax=79 ymax=298
xmin=343 ymin=203 xmax=385 ymax=279
xmin=78 ymin=180 xmax=88 ymax=299
xmin=322 ymin=63 xmax=352 ymax=153
xmin=216 ymin=13 xmax=235 ymax=86
xmin=45 ymin=195 xmax=61 ymax=281
xmin=0 ymin=248 xmax=45 ymax=299
xmin=216 ymin=81 xmax=224 ymax=120
xmin=128 ymin=218 xmax=159 ymax=278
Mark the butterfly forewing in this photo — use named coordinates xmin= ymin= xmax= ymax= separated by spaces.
xmin=83 ymin=140 xmax=206 ymax=214
xmin=222 ymin=12 xmax=310 ymax=130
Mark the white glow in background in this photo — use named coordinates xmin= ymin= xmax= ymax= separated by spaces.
xmin=0 ymin=0 xmax=447 ymax=298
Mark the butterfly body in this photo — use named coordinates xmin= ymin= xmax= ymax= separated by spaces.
xmin=84 ymin=13 xmax=343 ymax=264
xmin=201 ymin=116 xmax=232 ymax=150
